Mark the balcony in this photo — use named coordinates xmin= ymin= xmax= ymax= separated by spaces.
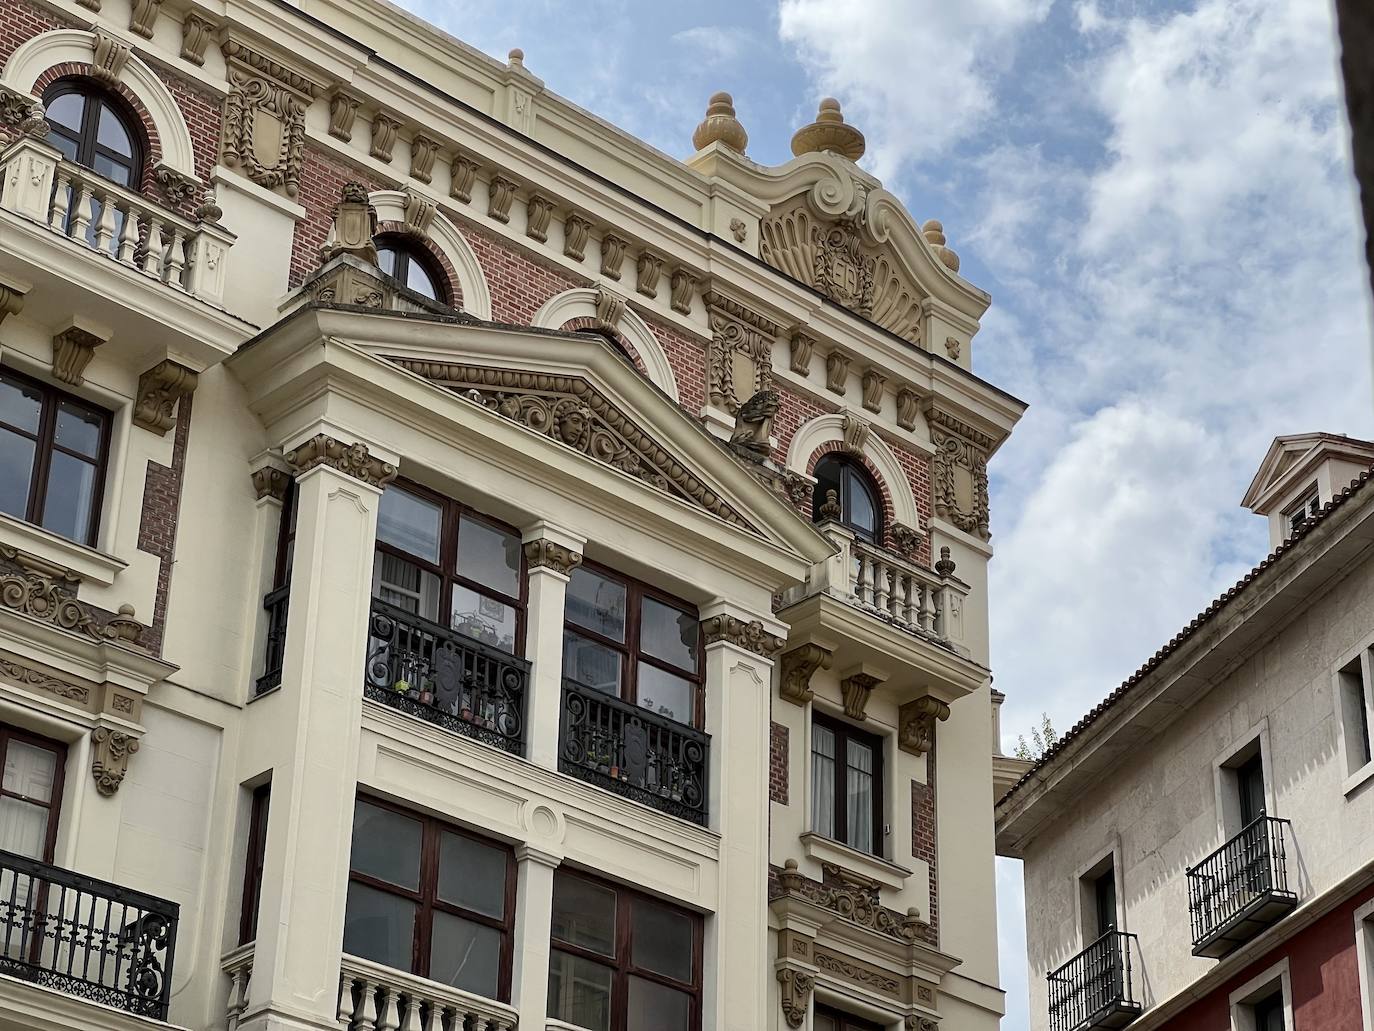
xmin=1047 ymin=931 xmax=1142 ymax=1031
xmin=363 ymin=599 xmax=531 ymax=756
xmin=1187 ymin=816 xmax=1297 ymax=959
xmin=558 ymin=680 xmax=710 ymax=826
xmin=254 ymin=584 xmax=290 ymax=697
xmin=0 ymin=848 xmax=179 ymax=1021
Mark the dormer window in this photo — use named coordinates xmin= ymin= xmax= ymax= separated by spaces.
xmin=375 ymin=234 xmax=449 ymax=304
xmin=42 ymin=79 xmax=144 ymax=188
xmin=1284 ymin=486 xmax=1319 ymax=538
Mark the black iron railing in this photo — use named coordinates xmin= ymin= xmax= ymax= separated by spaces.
xmin=1187 ymin=816 xmax=1295 ymax=952
xmin=363 ymin=599 xmax=530 ymax=755
xmin=1047 ymin=931 xmax=1141 ymax=1031
xmin=558 ymin=680 xmax=709 ymax=825
xmin=254 ymin=584 xmax=290 ymax=696
xmin=0 ymin=849 xmax=179 ymax=1020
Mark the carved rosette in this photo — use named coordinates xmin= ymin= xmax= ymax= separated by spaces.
xmin=284 ymin=435 xmax=398 ymax=488
xmin=701 ymin=614 xmax=785 ymax=658
xmin=777 ymin=968 xmax=814 ymax=1029
xmin=779 ymin=643 xmax=831 ymax=705
xmin=220 ymin=40 xmax=322 ymax=197
xmin=705 ymin=292 xmax=778 ymax=415
xmin=898 ymin=696 xmax=950 ymax=756
xmin=929 ymin=409 xmax=992 ymax=539
xmin=133 ymin=360 xmax=198 ymax=436
xmin=91 ymin=726 xmax=139 ymax=795
xmin=522 ymin=539 xmax=583 ymax=576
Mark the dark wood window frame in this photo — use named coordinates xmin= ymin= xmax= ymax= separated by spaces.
xmin=375 ymin=233 xmax=451 ymax=305
xmin=0 ymin=365 xmax=110 ymax=548
xmin=811 ymin=454 xmax=883 ymax=542
xmin=373 ymin=479 xmax=528 ymax=657
xmin=548 ymin=868 xmax=703 ymax=1031
xmin=0 ymin=723 xmax=68 ymax=864
xmin=346 ymin=795 xmax=517 ymax=999
xmin=41 ymin=78 xmax=145 ymax=188
xmin=811 ymin=711 xmax=885 ymax=856
xmin=238 ymin=784 xmax=270 ymax=945
xmin=814 ymin=1004 xmax=886 ymax=1031
xmin=562 ymin=560 xmax=705 ymax=728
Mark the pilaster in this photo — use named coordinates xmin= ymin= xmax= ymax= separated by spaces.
xmin=520 ymin=520 xmax=584 ymax=771
xmin=510 ymin=843 xmax=561 ymax=1023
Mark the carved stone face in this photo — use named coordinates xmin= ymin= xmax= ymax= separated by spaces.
xmin=557 ymin=406 xmax=591 ymax=446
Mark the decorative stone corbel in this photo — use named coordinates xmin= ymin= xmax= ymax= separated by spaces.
xmin=906 ymin=1017 xmax=939 ymax=1031
xmin=701 ymin=614 xmax=785 ymax=658
xmin=326 ymin=90 xmax=358 ymax=141
xmin=76 ymin=0 xmax=100 ymax=10
xmin=777 ymin=968 xmax=814 ymax=1030
xmin=251 ymin=465 xmax=291 ymax=503
xmin=781 ymin=471 xmax=812 ymax=509
xmin=90 ymin=29 xmax=131 ymax=89
xmin=401 ymin=188 xmax=436 ymax=237
xmin=450 ymin=154 xmax=479 ymax=203
xmin=779 ymin=643 xmax=831 ymax=705
xmin=889 ymin=522 xmax=922 ymax=559
xmin=898 ymin=696 xmax=950 ymax=756
xmin=861 ymin=368 xmax=885 ymax=412
xmin=896 ymin=387 xmax=921 ymax=431
xmin=0 ymin=283 xmax=25 ymax=328
xmin=526 ymin=194 xmax=555 ymax=243
xmin=600 ymin=233 xmax=628 ymax=280
xmin=91 ymin=725 xmax=139 ymax=796
xmin=369 ymin=112 xmax=402 ymax=161
xmin=669 ymin=268 xmax=695 ymax=315
xmin=409 ymin=134 xmax=440 ymax=184
xmin=128 ymin=0 xmax=164 ymax=39
xmin=51 ymin=324 xmax=106 ymax=386
xmin=488 ymin=175 xmax=518 ymax=223
xmin=825 ymin=352 xmax=850 ymax=394
xmin=564 ymin=213 xmax=592 ymax=261
xmin=841 ymin=411 xmax=870 ymax=455
xmin=522 ymin=539 xmax=583 ymax=575
xmin=133 ymin=359 xmax=197 ymax=435
xmin=180 ymin=13 xmax=215 ymax=65
xmin=153 ymin=164 xmax=197 ymax=206
xmin=635 ymin=252 xmax=663 ymax=297
xmin=789 ymin=332 xmax=815 ymax=376
xmin=840 ymin=670 xmax=882 ymax=720
xmin=284 ymin=434 xmax=398 ymax=487
xmin=594 ymin=287 xmax=626 ymax=329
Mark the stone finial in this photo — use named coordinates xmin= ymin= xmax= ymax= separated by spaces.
xmin=922 ymin=219 xmax=961 ymax=272
xmin=935 ymin=546 xmax=957 ymax=578
xmin=791 ymin=97 xmax=865 ymax=161
xmin=508 ymin=48 xmax=525 ymax=69
xmin=692 ymin=91 xmax=748 ymax=153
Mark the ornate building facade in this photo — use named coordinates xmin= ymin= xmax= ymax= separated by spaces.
xmin=0 ymin=2 xmax=1023 ymax=1030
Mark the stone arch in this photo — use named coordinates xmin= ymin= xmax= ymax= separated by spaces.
xmin=532 ymin=288 xmax=679 ymax=402
xmin=2 ymin=30 xmax=197 ymax=177
xmin=367 ymin=191 xmax=491 ymax=320
xmin=786 ymin=412 xmax=920 ymax=530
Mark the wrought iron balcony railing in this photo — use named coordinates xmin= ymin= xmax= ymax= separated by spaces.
xmin=0 ymin=849 xmax=179 ymax=1020
xmin=254 ymin=584 xmax=290 ymax=697
xmin=1047 ymin=930 xmax=1141 ymax=1031
xmin=1187 ymin=816 xmax=1297 ymax=958
xmin=558 ymin=680 xmax=709 ymax=825
xmin=364 ymin=599 xmax=530 ymax=755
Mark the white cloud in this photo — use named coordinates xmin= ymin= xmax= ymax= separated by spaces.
xmin=671 ymin=25 xmax=752 ymax=66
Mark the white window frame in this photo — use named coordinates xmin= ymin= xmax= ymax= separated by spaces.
xmin=1228 ymin=956 xmax=1293 ymax=1031
xmin=1334 ymin=639 xmax=1374 ymax=796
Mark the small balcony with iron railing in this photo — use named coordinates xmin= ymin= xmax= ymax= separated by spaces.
xmin=0 ymin=848 xmax=179 ymax=1021
xmin=558 ymin=680 xmax=710 ymax=826
xmin=1047 ymin=931 xmax=1142 ymax=1031
xmin=1186 ymin=816 xmax=1297 ymax=959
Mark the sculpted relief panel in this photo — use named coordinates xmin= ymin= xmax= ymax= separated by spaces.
xmin=220 ymin=39 xmax=324 ymax=197
xmin=929 ymin=409 xmax=991 ymax=540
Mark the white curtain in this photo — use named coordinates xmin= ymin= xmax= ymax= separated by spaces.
xmin=846 ymin=739 xmax=874 ymax=852
xmin=811 ymin=724 xmax=836 ymax=838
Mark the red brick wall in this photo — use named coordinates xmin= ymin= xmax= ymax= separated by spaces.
xmin=911 ymin=737 xmax=939 ymax=947
xmin=136 ymin=394 xmax=193 ymax=656
xmin=770 ymin=721 xmax=789 ymax=805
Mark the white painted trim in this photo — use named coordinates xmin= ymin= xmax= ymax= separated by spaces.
xmin=785 ymin=413 xmax=921 ymax=529
xmin=1333 ymin=636 xmax=1374 ymax=794
xmin=1 ymin=30 xmax=198 ymax=177
xmin=531 ymin=288 xmax=679 ymax=402
xmin=1227 ymin=956 xmax=1292 ymax=1031
xmin=1355 ymin=897 xmax=1374 ymax=1031
xmin=367 ymin=190 xmax=492 ymax=321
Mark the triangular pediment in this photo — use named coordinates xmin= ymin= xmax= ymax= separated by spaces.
xmin=1241 ymin=432 xmax=1374 ymax=511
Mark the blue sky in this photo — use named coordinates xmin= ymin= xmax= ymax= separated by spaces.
xmin=398 ymin=1 xmax=1373 ymax=1026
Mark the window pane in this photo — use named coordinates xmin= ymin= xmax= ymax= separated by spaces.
xmin=566 ymin=569 xmax=626 ymax=641
xmin=54 ymin=402 xmax=102 ymax=458
xmin=373 ymin=552 xmax=441 ymax=621
xmin=811 ymin=724 xmax=836 ymax=839
xmin=547 ymin=951 xmax=612 ymax=1031
xmin=405 ymin=259 xmax=440 ymax=300
xmin=846 ymin=470 xmax=878 ymax=536
xmin=3 ymin=742 xmax=57 ymax=803
xmin=41 ymin=451 xmax=97 ymax=543
xmin=451 ymin=585 xmax=517 ymax=653
xmin=563 ymin=631 xmax=622 ymax=694
xmin=0 ymin=375 xmax=42 ymax=433
xmin=92 ymin=152 xmax=134 ymax=188
xmin=0 ymin=797 xmax=50 ymax=859
xmin=45 ymin=92 xmax=84 ymax=135
xmin=551 ymin=875 xmax=616 ymax=955
xmin=437 ymin=830 xmax=507 ymax=919
xmin=627 ymin=976 xmax=691 ymax=1031
xmin=0 ymin=429 xmax=36 ymax=519
xmin=640 ymin=598 xmax=697 ymax=673
xmin=377 ymin=487 xmax=441 ymax=563
xmin=376 ymin=245 xmax=400 ymax=278
xmin=814 ymin=1014 xmax=838 ymax=1031
xmin=456 ymin=516 xmax=520 ymax=598
xmin=430 ymin=911 xmax=501 ymax=997
xmin=631 ymin=897 xmax=693 ymax=981
xmin=350 ymin=801 xmax=422 ymax=890
xmin=637 ymin=666 xmax=694 ymax=725
xmin=50 ymin=133 xmax=79 ymax=163
xmin=343 ymin=882 xmax=416 ymax=971
xmin=846 ymin=738 xmax=875 ymax=853
xmin=96 ymin=103 xmax=133 ymax=157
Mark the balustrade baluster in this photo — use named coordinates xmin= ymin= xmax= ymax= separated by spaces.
xmin=920 ymin=584 xmax=937 ymax=635
xmin=164 ymin=227 xmax=186 ymax=287
xmin=375 ymin=987 xmax=398 ymax=1031
xmin=70 ymin=184 xmax=93 ymax=241
xmin=354 ymin=978 xmax=379 ymax=1031
xmin=115 ymin=203 xmax=139 ymax=264
xmin=397 ymin=993 xmax=421 ymax=1031
xmin=90 ymin=190 xmax=116 ymax=254
xmin=143 ymin=217 xmax=165 ymax=276
xmin=337 ymin=972 xmax=358 ymax=1024
xmin=49 ymin=170 xmax=71 ymax=230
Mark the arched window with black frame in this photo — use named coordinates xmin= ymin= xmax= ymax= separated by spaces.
xmin=375 ymin=233 xmax=450 ymax=304
xmin=42 ymin=78 xmax=144 ymax=189
xmin=812 ymin=453 xmax=883 ymax=542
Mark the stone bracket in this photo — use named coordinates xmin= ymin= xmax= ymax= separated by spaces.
xmin=133 ymin=359 xmax=198 ymax=436
xmin=898 ymin=696 xmax=951 ymax=756
xmin=90 ymin=723 xmax=139 ymax=795
xmin=779 ymin=643 xmax=831 ymax=705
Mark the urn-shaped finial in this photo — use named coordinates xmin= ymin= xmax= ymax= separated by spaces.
xmin=692 ymin=91 xmax=748 ymax=153
xmin=791 ymin=97 xmax=865 ymax=161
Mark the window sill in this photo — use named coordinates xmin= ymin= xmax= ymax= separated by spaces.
xmin=1343 ymin=761 xmax=1374 ymax=798
xmin=800 ymin=831 xmax=913 ymax=892
xmin=0 ymin=513 xmax=126 ymax=587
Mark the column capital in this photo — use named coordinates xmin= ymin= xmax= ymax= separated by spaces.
xmin=521 ymin=520 xmax=586 ymax=577
xmin=283 ymin=432 xmax=397 ymax=488
xmin=514 ymin=843 xmax=563 ymax=869
xmin=700 ymin=600 xmax=787 ymax=659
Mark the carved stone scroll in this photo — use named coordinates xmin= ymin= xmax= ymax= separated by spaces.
xmin=90 ymin=29 xmax=131 ymax=89
xmin=327 ymin=91 xmax=358 ymax=141
xmin=284 ymin=434 xmax=398 ymax=487
xmin=841 ymin=411 xmax=870 ymax=455
xmin=526 ymin=194 xmax=555 ymax=243
xmin=896 ymin=387 xmax=921 ymax=431
xmin=861 ymin=368 xmax=885 ymax=412
xmin=600 ymin=234 xmax=628 ymax=280
xmin=251 ymin=466 xmax=291 ymax=503
xmin=0 ymin=655 xmax=90 ymax=704
xmin=635 ymin=252 xmax=663 ymax=297
xmin=128 ymin=0 xmax=163 ymax=38
xmin=369 ymin=112 xmax=402 ymax=161
xmin=402 ymin=188 xmax=436 ymax=237
xmin=777 ymin=969 xmax=814 ymax=1029
xmin=133 ymin=360 xmax=197 ymax=436
xmin=825 ymin=352 xmax=849 ymax=394
xmin=840 ymin=671 xmax=881 ymax=720
xmin=523 ymin=539 xmax=583 ymax=575
xmin=898 ymin=696 xmax=950 ymax=756
xmin=409 ymin=135 xmax=441 ymax=184
xmin=779 ymin=644 xmax=831 ymax=705
xmin=564 ymin=213 xmax=592 ymax=261
xmin=705 ymin=292 xmax=778 ymax=414
xmin=91 ymin=726 xmax=138 ymax=795
xmin=889 ymin=522 xmax=921 ymax=559
xmin=51 ymin=325 xmax=105 ymax=386
xmin=789 ymin=332 xmax=815 ymax=376
xmin=450 ymin=154 xmax=479 ymax=203
xmin=669 ymin=269 xmax=695 ymax=314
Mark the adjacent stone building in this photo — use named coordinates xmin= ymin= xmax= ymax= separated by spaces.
xmin=0 ymin=2 xmax=1023 ymax=1030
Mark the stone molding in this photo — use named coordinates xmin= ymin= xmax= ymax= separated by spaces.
xmin=898 ymin=697 xmax=950 ymax=757
xmin=779 ymin=643 xmax=831 ymax=705
xmin=133 ymin=360 xmax=198 ymax=436
xmin=90 ymin=725 xmax=138 ymax=795
xmin=283 ymin=434 xmax=398 ymax=488
xmin=772 ymin=859 xmax=927 ymax=946
xmin=219 ymin=38 xmax=323 ymax=198
xmin=701 ymin=614 xmax=785 ymax=658
xmin=51 ymin=325 xmax=105 ymax=386
xmin=776 ymin=968 xmax=813 ymax=1029
xmin=0 ymin=548 xmax=144 ymax=647
xmin=522 ymin=539 xmax=582 ymax=575
xmin=0 ymin=654 xmax=89 ymax=704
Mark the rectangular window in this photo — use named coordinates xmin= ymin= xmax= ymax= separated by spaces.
xmin=1284 ymin=487 xmax=1320 ymax=538
xmin=0 ymin=725 xmax=65 ymax=862
xmin=343 ymin=798 xmax=515 ymax=1001
xmin=1094 ymin=868 xmax=1118 ymax=936
xmin=1237 ymin=753 xmax=1266 ymax=826
xmin=810 ymin=713 xmax=883 ymax=856
xmin=373 ymin=483 xmax=525 ymax=656
xmin=562 ymin=564 xmax=702 ymax=728
xmin=1338 ymin=650 xmax=1374 ymax=777
xmin=1253 ymin=991 xmax=1286 ymax=1031
xmin=814 ymin=1006 xmax=885 ymax=1031
xmin=0 ymin=367 xmax=109 ymax=547
xmin=239 ymin=784 xmax=270 ymax=944
xmin=547 ymin=871 xmax=701 ymax=1031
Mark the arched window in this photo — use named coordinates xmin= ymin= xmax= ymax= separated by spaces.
xmin=42 ymin=78 xmax=143 ymax=188
xmin=375 ymin=234 xmax=450 ymax=304
xmin=812 ymin=454 xmax=882 ymax=541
